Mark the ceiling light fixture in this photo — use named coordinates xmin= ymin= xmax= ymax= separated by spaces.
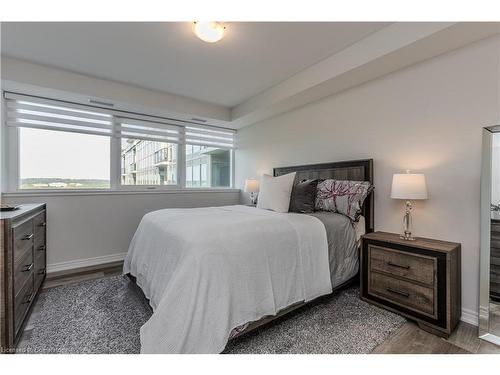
xmin=193 ymin=22 xmax=225 ymax=43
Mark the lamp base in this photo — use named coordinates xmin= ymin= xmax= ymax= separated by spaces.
xmin=250 ymin=192 xmax=258 ymax=205
xmin=400 ymin=201 xmax=415 ymax=241
xmin=400 ymin=234 xmax=416 ymax=241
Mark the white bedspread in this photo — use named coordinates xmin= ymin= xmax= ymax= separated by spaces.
xmin=123 ymin=205 xmax=332 ymax=353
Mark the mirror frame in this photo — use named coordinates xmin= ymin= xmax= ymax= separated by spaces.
xmin=479 ymin=126 xmax=500 ymax=345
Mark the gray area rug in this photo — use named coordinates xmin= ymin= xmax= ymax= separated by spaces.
xmin=21 ymin=275 xmax=405 ymax=354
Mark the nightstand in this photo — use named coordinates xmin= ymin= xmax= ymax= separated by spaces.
xmin=360 ymin=231 xmax=461 ymax=338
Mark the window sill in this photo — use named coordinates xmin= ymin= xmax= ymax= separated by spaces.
xmin=1 ymin=188 xmax=241 ymax=198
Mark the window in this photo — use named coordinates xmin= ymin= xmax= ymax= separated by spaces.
xmin=4 ymin=92 xmax=236 ymax=191
xmin=19 ymin=128 xmax=110 ymax=189
xmin=184 ymin=126 xmax=234 ymax=188
xmin=185 ymin=145 xmax=231 ymax=187
xmin=121 ymin=139 xmax=178 ymax=186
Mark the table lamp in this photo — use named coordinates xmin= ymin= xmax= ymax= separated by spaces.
xmin=390 ymin=171 xmax=428 ymax=240
xmin=244 ymin=179 xmax=259 ymax=205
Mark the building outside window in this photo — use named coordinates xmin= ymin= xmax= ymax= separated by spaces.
xmin=120 ymin=142 xmax=230 ymax=188
xmin=185 ymin=144 xmax=230 ymax=188
xmin=121 ymin=139 xmax=178 ymax=186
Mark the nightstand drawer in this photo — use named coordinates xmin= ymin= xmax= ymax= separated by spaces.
xmin=368 ymin=272 xmax=435 ymax=317
xmin=369 ymin=245 xmax=436 ymax=286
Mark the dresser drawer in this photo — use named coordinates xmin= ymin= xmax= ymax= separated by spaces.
xmin=368 ymin=271 xmax=435 ymax=317
xmin=491 ymin=265 xmax=500 ymax=282
xmin=491 ymin=223 xmax=500 ymax=234
xmin=13 ymin=249 xmax=34 ymax=294
xmin=34 ymin=251 xmax=46 ymax=291
xmin=13 ymin=219 xmax=34 ymax=261
xmin=369 ymin=245 xmax=436 ymax=286
xmin=14 ymin=274 xmax=34 ymax=335
xmin=491 ymin=247 xmax=500 ymax=266
xmin=34 ymin=239 xmax=46 ymax=259
xmin=33 ymin=210 xmax=46 ymax=248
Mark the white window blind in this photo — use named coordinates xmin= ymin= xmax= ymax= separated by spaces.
xmin=5 ymin=93 xmax=114 ymax=137
xmin=115 ymin=117 xmax=182 ymax=144
xmin=5 ymin=92 xmax=236 ymax=148
xmin=185 ymin=125 xmax=236 ymax=149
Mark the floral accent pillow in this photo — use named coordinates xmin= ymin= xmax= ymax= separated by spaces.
xmin=315 ymin=179 xmax=373 ymax=221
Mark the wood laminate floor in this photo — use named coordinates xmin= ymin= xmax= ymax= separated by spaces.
xmin=17 ymin=263 xmax=500 ymax=354
xmin=372 ymin=321 xmax=499 ymax=354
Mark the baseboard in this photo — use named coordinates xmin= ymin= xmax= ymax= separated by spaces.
xmin=46 ymin=252 xmax=127 ymax=275
xmin=461 ymin=307 xmax=479 ymax=326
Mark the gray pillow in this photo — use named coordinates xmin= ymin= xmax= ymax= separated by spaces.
xmin=289 ymin=179 xmax=319 ymax=213
xmin=315 ymin=179 xmax=373 ymax=221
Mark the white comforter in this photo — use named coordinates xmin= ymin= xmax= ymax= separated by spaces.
xmin=123 ymin=205 xmax=332 ymax=353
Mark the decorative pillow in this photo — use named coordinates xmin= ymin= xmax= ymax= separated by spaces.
xmin=315 ymin=179 xmax=373 ymax=221
xmin=289 ymin=179 xmax=319 ymax=213
xmin=257 ymin=172 xmax=296 ymax=213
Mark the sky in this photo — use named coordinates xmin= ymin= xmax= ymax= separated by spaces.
xmin=19 ymin=128 xmax=110 ymax=180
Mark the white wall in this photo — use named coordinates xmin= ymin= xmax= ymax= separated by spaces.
xmin=3 ymin=191 xmax=239 ymax=272
xmin=235 ymin=35 xmax=500 ymax=322
xmin=1 ymin=57 xmax=231 ymax=124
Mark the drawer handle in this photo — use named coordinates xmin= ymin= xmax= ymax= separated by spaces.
xmin=386 ymin=287 xmax=410 ymax=298
xmin=387 ymin=261 xmax=410 ymax=270
xmin=38 ymin=222 xmax=46 ymax=227
xmin=37 ymin=245 xmax=46 ymax=251
xmin=37 ymin=268 xmax=46 ymax=276
xmin=22 ymin=233 xmax=34 ymax=241
xmin=22 ymin=263 xmax=34 ymax=272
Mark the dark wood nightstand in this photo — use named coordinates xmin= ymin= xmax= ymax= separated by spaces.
xmin=360 ymin=231 xmax=461 ymax=338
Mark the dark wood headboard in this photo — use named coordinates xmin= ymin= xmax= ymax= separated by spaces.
xmin=273 ymin=159 xmax=374 ymax=233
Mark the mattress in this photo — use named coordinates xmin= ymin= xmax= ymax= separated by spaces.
xmin=307 ymin=212 xmax=364 ymax=288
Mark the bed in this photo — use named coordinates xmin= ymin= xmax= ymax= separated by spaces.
xmin=123 ymin=159 xmax=374 ymax=353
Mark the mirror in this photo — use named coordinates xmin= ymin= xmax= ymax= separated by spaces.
xmin=480 ymin=127 xmax=500 ymax=345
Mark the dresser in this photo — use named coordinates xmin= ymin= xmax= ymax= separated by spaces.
xmin=361 ymin=231 xmax=461 ymax=338
xmin=491 ymin=218 xmax=500 ymax=301
xmin=1 ymin=203 xmax=47 ymax=352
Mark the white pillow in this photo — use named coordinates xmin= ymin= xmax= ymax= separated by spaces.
xmin=257 ymin=172 xmax=296 ymax=213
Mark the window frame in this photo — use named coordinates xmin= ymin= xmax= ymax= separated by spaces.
xmin=2 ymin=91 xmax=235 ymax=194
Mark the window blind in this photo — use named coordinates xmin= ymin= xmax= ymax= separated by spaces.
xmin=115 ymin=117 xmax=182 ymax=144
xmin=185 ymin=125 xmax=236 ymax=149
xmin=5 ymin=93 xmax=114 ymax=137
xmin=5 ymin=92 xmax=236 ymax=148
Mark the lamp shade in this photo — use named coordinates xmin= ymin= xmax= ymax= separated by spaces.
xmin=390 ymin=173 xmax=428 ymax=200
xmin=244 ymin=179 xmax=259 ymax=193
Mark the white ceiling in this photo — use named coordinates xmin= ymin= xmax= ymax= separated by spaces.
xmin=1 ymin=22 xmax=389 ymax=107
